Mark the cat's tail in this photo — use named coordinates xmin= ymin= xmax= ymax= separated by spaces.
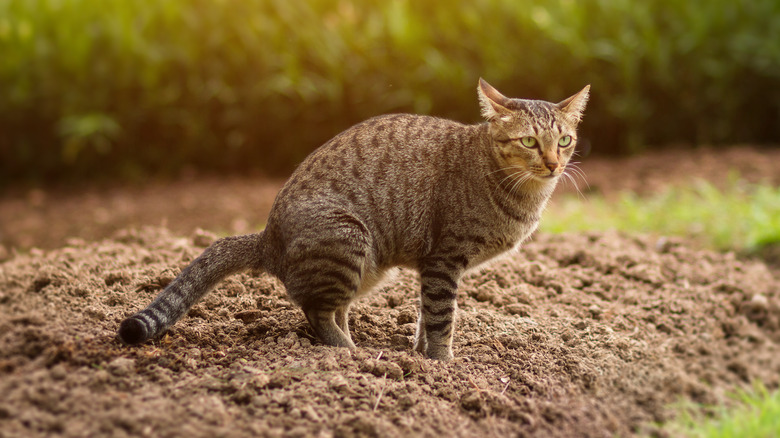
xmin=118 ymin=232 xmax=268 ymax=345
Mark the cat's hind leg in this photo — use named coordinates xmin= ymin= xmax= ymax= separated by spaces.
xmin=304 ymin=307 xmax=355 ymax=348
xmin=335 ymin=304 xmax=353 ymax=344
xmin=287 ymin=265 xmax=361 ymax=349
xmin=281 ymin=215 xmax=371 ymax=349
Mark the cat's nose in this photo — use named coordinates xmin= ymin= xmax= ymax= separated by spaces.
xmin=544 ymin=161 xmax=558 ymax=172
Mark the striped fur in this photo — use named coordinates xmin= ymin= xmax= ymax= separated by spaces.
xmin=118 ymin=79 xmax=589 ymax=361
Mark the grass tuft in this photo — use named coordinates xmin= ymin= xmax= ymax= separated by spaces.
xmin=661 ymin=382 xmax=780 ymax=438
xmin=543 ymin=176 xmax=780 ymax=254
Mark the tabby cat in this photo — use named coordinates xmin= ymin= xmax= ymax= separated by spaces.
xmin=118 ymin=79 xmax=589 ymax=361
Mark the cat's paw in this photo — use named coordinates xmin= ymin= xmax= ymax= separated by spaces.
xmin=425 ymin=345 xmax=454 ymax=362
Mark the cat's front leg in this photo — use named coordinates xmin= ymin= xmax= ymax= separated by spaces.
xmin=416 ymin=262 xmax=462 ymax=361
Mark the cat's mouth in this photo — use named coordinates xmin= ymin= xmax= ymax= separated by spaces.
xmin=525 ymin=172 xmax=559 ymax=183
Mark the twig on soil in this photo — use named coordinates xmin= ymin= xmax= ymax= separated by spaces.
xmin=376 ymin=351 xmax=383 ymax=361
xmin=373 ymin=373 xmax=388 ymax=412
xmin=467 ymin=376 xmax=482 ymax=392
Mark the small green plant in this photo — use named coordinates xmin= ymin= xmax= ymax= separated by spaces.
xmin=660 ymin=382 xmax=780 ymax=438
xmin=543 ymin=177 xmax=780 ymax=254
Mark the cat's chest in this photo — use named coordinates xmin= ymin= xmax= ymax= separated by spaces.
xmin=467 ymin=222 xmax=537 ymax=271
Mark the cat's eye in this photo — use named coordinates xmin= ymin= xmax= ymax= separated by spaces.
xmin=520 ymin=137 xmax=537 ymax=148
xmin=558 ymin=135 xmax=572 ymax=147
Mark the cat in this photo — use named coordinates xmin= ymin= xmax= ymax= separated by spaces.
xmin=118 ymin=79 xmax=589 ymax=361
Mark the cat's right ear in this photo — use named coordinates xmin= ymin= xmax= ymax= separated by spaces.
xmin=478 ymin=78 xmax=512 ymax=121
xmin=556 ymin=85 xmax=590 ymax=123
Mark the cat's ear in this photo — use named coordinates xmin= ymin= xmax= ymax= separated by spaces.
xmin=556 ymin=85 xmax=590 ymax=123
xmin=478 ymin=78 xmax=513 ymax=121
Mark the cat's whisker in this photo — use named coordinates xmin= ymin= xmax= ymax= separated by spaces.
xmin=571 ymin=171 xmax=589 ymax=189
xmin=487 ymin=166 xmax=522 ymax=178
xmin=563 ymin=172 xmax=586 ymax=200
xmin=493 ymin=169 xmax=529 ymax=205
xmin=566 ymin=163 xmax=589 ymax=191
xmin=562 ymin=165 xmax=588 ymax=199
xmin=496 ymin=169 xmax=523 ymax=188
xmin=491 ymin=167 xmax=529 ymax=200
xmin=509 ymin=172 xmax=534 ymax=198
xmin=493 ymin=168 xmax=530 ymax=204
xmin=501 ymin=171 xmax=525 ymax=201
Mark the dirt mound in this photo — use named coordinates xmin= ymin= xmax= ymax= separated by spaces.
xmin=1 ymin=227 xmax=779 ymax=437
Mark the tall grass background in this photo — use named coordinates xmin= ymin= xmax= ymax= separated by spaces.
xmin=1 ymin=0 xmax=779 ymax=183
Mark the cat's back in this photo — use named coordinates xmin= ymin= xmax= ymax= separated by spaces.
xmin=278 ymin=113 xmax=482 ymax=202
xmin=305 ymin=113 xmax=474 ymax=171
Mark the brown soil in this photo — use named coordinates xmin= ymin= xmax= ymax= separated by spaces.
xmin=1 ymin=145 xmax=779 ymax=437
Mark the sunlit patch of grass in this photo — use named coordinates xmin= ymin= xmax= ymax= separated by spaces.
xmin=659 ymin=383 xmax=780 ymax=438
xmin=543 ymin=176 xmax=780 ymax=254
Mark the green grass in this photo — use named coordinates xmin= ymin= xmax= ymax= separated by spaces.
xmin=542 ymin=176 xmax=780 ymax=254
xmin=660 ymin=383 xmax=780 ymax=438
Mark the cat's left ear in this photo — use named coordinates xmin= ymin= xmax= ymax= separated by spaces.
xmin=556 ymin=85 xmax=590 ymax=123
xmin=478 ymin=78 xmax=513 ymax=121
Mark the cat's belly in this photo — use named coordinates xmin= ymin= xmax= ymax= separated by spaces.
xmin=355 ymin=267 xmax=400 ymax=298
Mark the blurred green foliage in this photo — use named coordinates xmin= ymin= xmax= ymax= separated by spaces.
xmin=1 ymin=0 xmax=779 ymax=183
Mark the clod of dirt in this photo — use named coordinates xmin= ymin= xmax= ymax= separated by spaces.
xmin=359 ymin=358 xmax=404 ymax=380
xmin=1 ymin=227 xmax=779 ymax=437
xmin=106 ymin=357 xmax=136 ymax=376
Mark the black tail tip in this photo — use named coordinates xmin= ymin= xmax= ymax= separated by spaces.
xmin=118 ymin=317 xmax=149 ymax=345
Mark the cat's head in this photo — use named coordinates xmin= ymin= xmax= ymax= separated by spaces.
xmin=478 ymin=78 xmax=589 ymax=184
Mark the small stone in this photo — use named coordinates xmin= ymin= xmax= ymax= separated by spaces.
xmin=267 ymin=370 xmax=292 ymax=389
xmin=391 ymin=334 xmax=410 ymax=347
xmin=655 ymin=236 xmax=672 ymax=252
xmin=574 ymin=320 xmax=589 ymax=330
xmin=398 ymin=394 xmax=416 ymax=410
xmin=360 ymin=358 xmax=404 ymax=380
xmin=460 ymin=390 xmax=483 ymax=412
xmin=506 ymin=303 xmax=530 ymax=316
xmin=475 ymin=289 xmax=494 ymax=302
xmin=381 ymin=362 xmax=405 ymax=380
xmin=750 ymin=294 xmax=768 ymax=308
xmin=234 ymin=310 xmax=263 ymax=323
xmin=740 ymin=294 xmax=769 ymax=323
xmin=192 ymin=229 xmax=217 ymax=248
xmin=107 ymin=357 xmax=136 ymax=377
xmin=156 ymin=270 xmax=177 ymax=288
xmin=242 ymin=367 xmax=271 ymax=389
xmin=329 ymin=374 xmax=349 ymax=390
xmin=50 ymin=364 xmax=68 ymax=380
xmin=474 ymin=280 xmax=500 ymax=302
xmin=396 ymin=309 xmax=417 ymax=325
xmin=656 ymin=323 xmax=673 ymax=334
xmin=397 ymin=355 xmax=424 ymax=375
